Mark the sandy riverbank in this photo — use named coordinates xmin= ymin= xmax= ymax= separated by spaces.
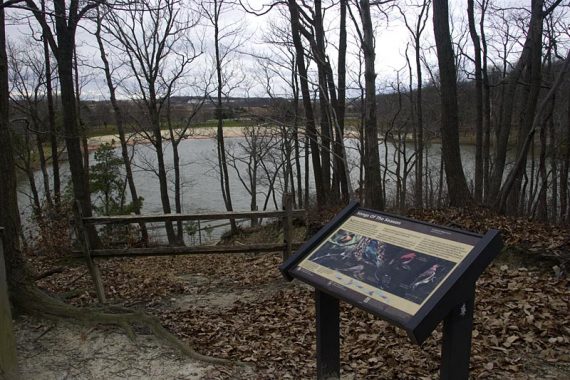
xmin=86 ymin=126 xmax=252 ymax=151
xmin=86 ymin=125 xmax=369 ymax=152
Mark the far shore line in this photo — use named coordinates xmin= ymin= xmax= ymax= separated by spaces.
xmin=87 ymin=125 xmax=256 ymax=152
xmin=87 ymin=124 xmax=482 ymax=153
xmin=87 ymin=125 xmax=365 ymax=152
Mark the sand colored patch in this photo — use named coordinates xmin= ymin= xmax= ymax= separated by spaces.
xmin=15 ymin=316 xmax=213 ymax=380
xmin=87 ymin=126 xmax=250 ymax=151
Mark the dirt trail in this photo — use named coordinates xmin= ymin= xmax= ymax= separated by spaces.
xmin=14 ymin=255 xmax=279 ymax=380
xmin=172 ymin=274 xmax=293 ymax=311
xmin=15 ymin=316 xmax=216 ymax=380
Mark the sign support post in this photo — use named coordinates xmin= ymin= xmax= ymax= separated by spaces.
xmin=316 ymin=290 xmax=340 ymax=380
xmin=440 ymin=285 xmax=476 ymax=380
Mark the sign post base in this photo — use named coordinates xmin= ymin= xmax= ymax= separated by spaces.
xmin=440 ymin=285 xmax=476 ymax=380
xmin=316 ymin=290 xmax=340 ymax=380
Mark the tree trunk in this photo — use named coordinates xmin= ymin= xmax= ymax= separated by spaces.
xmin=55 ymin=28 xmax=96 ymax=244
xmin=305 ymin=134 xmax=310 ymax=207
xmin=172 ymin=140 xmax=184 ymax=243
xmin=561 ymin=85 xmax=570 ymax=223
xmin=548 ymin=98 xmax=557 ymax=223
xmin=496 ymin=0 xmax=546 ymax=213
xmin=164 ymin=99 xmax=184 ymax=244
xmin=94 ymin=12 xmax=148 ymax=244
xmin=292 ymin=60 xmax=303 ymax=208
xmin=432 ymin=0 xmax=472 ymax=207
xmin=507 ymin=0 xmax=544 ymax=213
xmin=314 ymin=0 xmax=331 ymax=202
xmin=536 ymin=115 xmax=548 ymax=221
xmin=496 ymin=48 xmax=570 ymax=214
xmin=35 ymin=130 xmax=52 ymax=208
xmin=151 ymin=105 xmax=177 ymax=244
xmin=304 ymin=0 xmax=351 ymax=205
xmin=0 ymin=5 xmax=22 ymax=375
xmin=21 ymin=132 xmax=42 ymax=214
xmin=545 ymin=45 xmax=557 ymax=222
xmin=360 ymin=0 xmax=384 ymax=210
xmin=336 ymin=0 xmax=349 ymax=203
xmin=400 ymin=0 xmax=430 ymax=208
xmin=287 ymin=0 xmax=325 ymax=208
xmin=74 ymin=45 xmax=89 ymax=196
xmin=0 ymin=230 xmax=19 ymax=379
xmin=480 ymin=0 xmax=491 ymax=203
xmin=488 ymin=1 xmax=547 ymax=202
xmin=414 ymin=34 xmax=424 ymax=208
xmin=468 ymin=0 xmax=484 ymax=203
xmin=213 ymin=0 xmax=237 ymax=232
xmin=41 ymin=0 xmax=60 ymax=208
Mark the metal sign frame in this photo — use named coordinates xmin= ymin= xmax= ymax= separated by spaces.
xmin=280 ymin=201 xmax=503 ymax=379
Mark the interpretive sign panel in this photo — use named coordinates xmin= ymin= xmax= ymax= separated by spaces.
xmin=280 ymin=202 xmax=502 ymax=344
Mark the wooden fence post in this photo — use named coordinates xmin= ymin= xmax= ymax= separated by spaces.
xmin=282 ymin=193 xmax=294 ymax=262
xmin=0 ymin=228 xmax=20 ymax=379
xmin=73 ymin=201 xmax=107 ymax=303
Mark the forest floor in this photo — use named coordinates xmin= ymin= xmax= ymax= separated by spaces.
xmin=14 ymin=209 xmax=570 ymax=379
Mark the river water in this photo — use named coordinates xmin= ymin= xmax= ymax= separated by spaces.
xmin=17 ymin=135 xmax=481 ymax=236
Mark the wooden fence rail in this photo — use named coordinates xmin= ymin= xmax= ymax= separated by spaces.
xmin=73 ymin=193 xmax=305 ymax=303
xmin=87 ymin=243 xmax=304 ymax=258
xmin=82 ymin=209 xmax=306 ymax=225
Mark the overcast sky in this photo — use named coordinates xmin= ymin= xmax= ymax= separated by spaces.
xmin=5 ymin=0 xmax=567 ymax=100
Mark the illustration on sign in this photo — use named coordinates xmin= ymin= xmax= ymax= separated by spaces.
xmin=294 ymin=210 xmax=479 ymax=317
xmin=307 ymin=228 xmax=455 ymax=304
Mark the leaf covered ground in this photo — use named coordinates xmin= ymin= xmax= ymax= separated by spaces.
xmin=27 ymin=211 xmax=570 ymax=379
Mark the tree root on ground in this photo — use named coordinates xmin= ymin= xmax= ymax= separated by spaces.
xmin=14 ymin=285 xmax=241 ymax=367
xmin=34 ymin=266 xmax=65 ymax=281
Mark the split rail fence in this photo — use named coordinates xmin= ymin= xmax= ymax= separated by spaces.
xmin=72 ymin=194 xmax=306 ymax=303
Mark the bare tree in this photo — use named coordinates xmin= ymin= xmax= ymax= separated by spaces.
xmin=355 ymin=0 xmax=384 ymax=210
xmin=165 ymin=94 xmax=207 ymax=242
xmin=8 ymin=42 xmax=53 ymax=212
xmin=201 ymin=0 xmax=248 ymax=232
xmin=293 ymin=0 xmax=354 ymax=205
xmin=226 ymin=125 xmax=280 ymax=225
xmin=286 ymin=0 xmax=325 ymax=208
xmin=93 ymin=7 xmax=148 ymax=243
xmin=1 ymin=3 xmax=245 ymax=355
xmin=494 ymin=0 xmax=563 ymax=214
xmin=479 ymin=0 xmax=491 ymax=203
xmin=432 ymin=0 xmax=472 ymax=206
xmin=0 ymin=2 xmax=20 ymax=376
xmin=399 ymin=0 xmax=431 ymax=208
xmin=488 ymin=2 xmax=539 ymax=205
xmin=497 ymin=48 xmax=570 ymax=215
xmin=19 ymin=0 xmax=101 ymax=241
xmin=40 ymin=0 xmax=60 ymax=208
xmin=104 ymin=0 xmax=199 ymax=244
xmin=467 ymin=0 xmax=483 ymax=202
xmin=256 ymin=16 xmax=304 ymax=207
xmin=562 ymin=81 xmax=570 ymax=223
